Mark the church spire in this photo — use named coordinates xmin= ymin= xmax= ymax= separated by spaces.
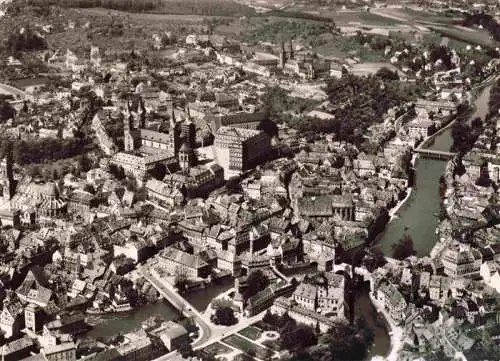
xmin=185 ymin=104 xmax=192 ymax=122
xmin=139 ymin=97 xmax=146 ymax=128
xmin=279 ymin=41 xmax=286 ymax=69
xmin=170 ymin=105 xmax=176 ymax=129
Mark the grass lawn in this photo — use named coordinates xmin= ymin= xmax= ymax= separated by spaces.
xmin=429 ymin=25 xmax=498 ymax=48
xmin=314 ymin=35 xmax=385 ymax=61
xmin=421 ymin=32 xmax=470 ymax=51
xmin=233 ymin=353 xmax=257 ymax=361
xmin=403 ymin=8 xmax=461 ymax=25
xmin=286 ymin=8 xmax=402 ymax=26
xmin=239 ymin=326 xmax=263 ymax=341
xmin=201 ymin=342 xmax=233 ymax=357
xmin=222 ymin=334 xmax=274 ymax=360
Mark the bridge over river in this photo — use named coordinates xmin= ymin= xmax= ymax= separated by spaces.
xmin=414 ymin=148 xmax=457 ymax=160
xmin=378 ymin=75 xmax=495 ymax=256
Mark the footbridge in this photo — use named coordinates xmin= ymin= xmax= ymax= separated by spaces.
xmin=414 ymin=148 xmax=457 ymax=160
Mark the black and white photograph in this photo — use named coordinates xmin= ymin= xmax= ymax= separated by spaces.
xmin=0 ymin=0 xmax=499 ymax=360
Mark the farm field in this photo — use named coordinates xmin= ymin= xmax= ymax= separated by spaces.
xmin=371 ymin=7 xmax=460 ymax=25
xmin=78 ymin=7 xmax=224 ymax=22
xmin=286 ymin=7 xmax=403 ymax=26
xmin=428 ymin=25 xmax=498 ymax=47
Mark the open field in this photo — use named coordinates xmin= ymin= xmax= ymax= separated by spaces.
xmin=78 ymin=7 xmax=221 ymax=22
xmin=428 ymin=25 xmax=498 ymax=47
xmin=371 ymin=7 xmax=460 ymax=25
xmin=405 ymin=8 xmax=460 ymax=24
xmin=313 ymin=35 xmax=385 ymax=61
xmin=286 ymin=7 xmax=402 ymax=26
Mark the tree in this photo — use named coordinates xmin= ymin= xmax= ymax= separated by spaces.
xmin=6 ymin=27 xmax=47 ymax=53
xmin=212 ymin=306 xmax=237 ymax=326
xmin=78 ymin=154 xmax=92 ymax=173
xmin=243 ymin=270 xmax=269 ymax=300
xmin=178 ymin=342 xmax=194 ymax=358
xmin=0 ymin=100 xmax=15 ymax=121
xmin=52 ymin=168 xmax=59 ymax=181
xmin=363 ymin=247 xmax=386 ymax=272
xmin=315 ymin=319 xmax=374 ymax=361
xmin=391 ymin=234 xmax=416 ymax=260
xmin=83 ymin=184 xmax=96 ymax=194
xmin=375 ymin=67 xmax=399 ymax=81
xmin=471 ymin=117 xmax=483 ymax=129
xmin=150 ymin=162 xmax=167 ymax=180
xmin=174 ymin=268 xmax=188 ymax=293
xmin=109 ymin=163 xmax=126 ymax=180
xmin=281 ymin=324 xmax=317 ymax=354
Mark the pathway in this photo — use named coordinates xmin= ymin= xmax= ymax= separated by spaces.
xmin=0 ymin=83 xmax=26 ymax=99
xmin=368 ymin=293 xmax=404 ymax=361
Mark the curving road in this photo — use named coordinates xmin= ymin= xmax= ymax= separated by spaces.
xmin=0 ymin=83 xmax=26 ymax=99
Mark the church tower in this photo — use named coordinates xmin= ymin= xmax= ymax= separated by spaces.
xmin=289 ymin=39 xmax=294 ymax=60
xmin=178 ymin=108 xmax=196 ymax=170
xmin=178 ymin=140 xmax=196 ymax=171
xmin=181 ymin=117 xmax=196 ymax=150
xmin=279 ymin=41 xmax=286 ymax=69
xmin=139 ymin=97 xmax=146 ymax=129
xmin=123 ymin=103 xmax=135 ymax=152
xmin=1 ymin=146 xmax=15 ymax=201
xmin=170 ymin=105 xmax=176 ymax=129
xmin=25 ymin=303 xmax=42 ymax=333
xmin=169 ymin=105 xmax=182 ymax=156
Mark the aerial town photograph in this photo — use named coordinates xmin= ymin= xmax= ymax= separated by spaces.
xmin=0 ymin=0 xmax=500 ymax=360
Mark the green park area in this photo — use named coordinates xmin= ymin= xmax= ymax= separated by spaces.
xmin=222 ymin=334 xmax=275 ymax=360
xmin=238 ymin=326 xmax=263 ymax=341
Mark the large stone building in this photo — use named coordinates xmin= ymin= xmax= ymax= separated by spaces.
xmin=376 ymin=282 xmax=408 ymax=323
xmin=111 ymin=107 xmax=182 ymax=181
xmin=157 ymin=248 xmax=211 ymax=279
xmin=207 ymin=111 xmax=267 ymax=132
xmin=10 ymin=177 xmax=66 ymax=223
xmin=271 ymin=296 xmax=340 ymax=333
xmin=292 ymin=272 xmax=347 ymax=320
xmin=295 ymin=195 xmax=355 ymax=221
xmin=163 ymin=163 xmax=224 ymax=198
xmin=441 ymin=244 xmax=482 ymax=278
xmin=214 ymin=126 xmax=271 ymax=178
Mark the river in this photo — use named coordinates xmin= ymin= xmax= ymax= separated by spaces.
xmin=86 ymin=279 xmax=233 ymax=338
xmin=378 ymin=84 xmax=493 ymax=256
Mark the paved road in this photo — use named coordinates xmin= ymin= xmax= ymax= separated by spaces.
xmin=0 ymin=83 xmax=26 ymax=99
